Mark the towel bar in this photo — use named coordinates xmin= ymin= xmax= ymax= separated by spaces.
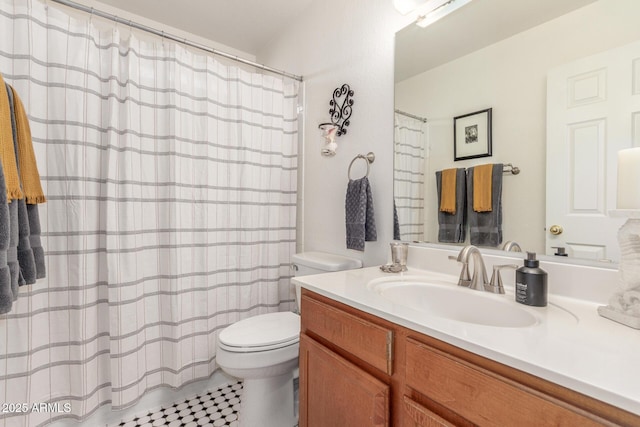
xmin=348 ymin=152 xmax=375 ymax=180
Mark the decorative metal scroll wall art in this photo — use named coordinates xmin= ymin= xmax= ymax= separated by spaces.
xmin=318 ymin=84 xmax=355 ymax=157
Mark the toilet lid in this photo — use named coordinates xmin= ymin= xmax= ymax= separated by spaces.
xmin=218 ymin=311 xmax=300 ymax=350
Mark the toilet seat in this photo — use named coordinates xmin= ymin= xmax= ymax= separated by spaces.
xmin=218 ymin=311 xmax=300 ymax=353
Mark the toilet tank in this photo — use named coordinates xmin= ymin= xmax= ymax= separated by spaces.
xmin=291 ymin=251 xmax=362 ymax=276
xmin=291 ymin=252 xmax=362 ymax=312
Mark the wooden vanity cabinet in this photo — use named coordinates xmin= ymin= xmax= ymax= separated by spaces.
xmin=299 ymin=289 xmax=640 ymax=427
xmin=299 ymin=292 xmax=396 ymax=426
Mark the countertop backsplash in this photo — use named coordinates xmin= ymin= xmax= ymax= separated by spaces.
xmin=398 ymin=244 xmax=619 ymax=305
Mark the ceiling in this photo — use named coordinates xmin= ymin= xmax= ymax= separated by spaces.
xmin=395 ymin=0 xmax=597 ymax=82
xmin=94 ymin=0 xmax=314 ymax=55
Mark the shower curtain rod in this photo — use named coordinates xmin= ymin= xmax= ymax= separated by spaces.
xmin=395 ymin=109 xmax=427 ymax=123
xmin=49 ymin=0 xmax=304 ymax=82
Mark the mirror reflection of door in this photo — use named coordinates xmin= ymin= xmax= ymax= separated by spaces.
xmin=546 ymin=40 xmax=640 ymax=262
xmin=394 ymin=111 xmax=427 ymax=241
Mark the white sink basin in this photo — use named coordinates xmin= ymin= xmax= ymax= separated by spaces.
xmin=367 ymin=275 xmax=539 ymax=328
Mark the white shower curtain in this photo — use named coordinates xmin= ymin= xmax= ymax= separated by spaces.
xmin=0 ymin=1 xmax=299 ymax=425
xmin=394 ymin=113 xmax=426 ymax=241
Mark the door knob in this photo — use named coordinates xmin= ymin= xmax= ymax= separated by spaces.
xmin=549 ymin=225 xmax=563 ymax=235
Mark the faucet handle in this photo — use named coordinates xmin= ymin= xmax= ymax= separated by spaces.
xmin=448 ymin=255 xmax=471 ymax=287
xmin=487 ymin=264 xmax=518 ymax=294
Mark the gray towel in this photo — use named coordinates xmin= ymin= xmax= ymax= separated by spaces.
xmin=435 ymin=168 xmax=466 ymax=243
xmin=393 ymin=199 xmax=400 ymax=241
xmin=346 ymin=176 xmax=376 ymax=251
xmin=0 ymin=160 xmax=11 ymax=314
xmin=28 ymin=204 xmax=45 ymax=279
xmin=7 ymin=83 xmax=37 ymax=285
xmin=8 ymin=201 xmax=19 ymax=295
xmin=17 ymin=199 xmax=36 ymax=285
xmin=466 ymin=164 xmax=503 ymax=247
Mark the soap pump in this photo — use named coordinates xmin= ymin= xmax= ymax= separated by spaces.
xmin=515 ymin=252 xmax=547 ymax=307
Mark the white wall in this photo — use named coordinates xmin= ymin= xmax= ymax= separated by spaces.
xmin=60 ymin=0 xmax=255 ymax=62
xmin=257 ymin=1 xmax=412 ymax=266
xmin=395 ymin=0 xmax=640 ymax=254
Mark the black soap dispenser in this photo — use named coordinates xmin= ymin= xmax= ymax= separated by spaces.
xmin=515 ymin=252 xmax=547 ymax=307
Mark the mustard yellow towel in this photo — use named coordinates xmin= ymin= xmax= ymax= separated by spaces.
xmin=473 ymin=164 xmax=493 ymax=212
xmin=439 ymin=168 xmax=457 ymax=214
xmin=0 ymin=76 xmax=22 ymax=202
xmin=10 ymin=86 xmax=45 ymax=204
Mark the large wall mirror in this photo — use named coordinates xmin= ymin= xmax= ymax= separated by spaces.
xmin=394 ymin=0 xmax=640 ymax=264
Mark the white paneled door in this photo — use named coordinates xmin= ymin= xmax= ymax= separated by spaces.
xmin=546 ymin=40 xmax=640 ymax=262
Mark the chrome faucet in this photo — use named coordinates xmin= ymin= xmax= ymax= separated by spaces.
xmin=450 ymin=245 xmax=517 ymax=294
xmin=451 ymin=245 xmax=488 ymax=291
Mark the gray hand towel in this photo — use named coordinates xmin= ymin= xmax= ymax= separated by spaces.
xmin=7 ymin=83 xmax=37 ymax=285
xmin=7 ymin=85 xmax=36 ymax=286
xmin=28 ymin=204 xmax=45 ymax=279
xmin=393 ymin=199 xmax=400 ymax=241
xmin=346 ymin=176 xmax=377 ymax=251
xmin=0 ymin=159 xmax=11 ymax=314
xmin=17 ymin=198 xmax=36 ymax=285
xmin=8 ymin=201 xmax=19 ymax=295
xmin=5 ymin=84 xmax=20 ymax=301
xmin=435 ymin=168 xmax=466 ymax=243
xmin=466 ymin=164 xmax=503 ymax=247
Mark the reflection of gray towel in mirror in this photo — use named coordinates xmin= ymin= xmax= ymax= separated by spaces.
xmin=393 ymin=199 xmax=400 ymax=241
xmin=435 ymin=168 xmax=466 ymax=243
xmin=467 ymin=164 xmax=503 ymax=246
xmin=0 ymin=164 xmax=12 ymax=314
xmin=346 ymin=177 xmax=377 ymax=251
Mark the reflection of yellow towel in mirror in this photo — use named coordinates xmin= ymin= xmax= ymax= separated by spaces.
xmin=439 ymin=168 xmax=457 ymax=214
xmin=473 ymin=164 xmax=493 ymax=212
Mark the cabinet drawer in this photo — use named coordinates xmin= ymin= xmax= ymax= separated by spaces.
xmin=301 ymin=294 xmax=393 ymax=375
xmin=402 ymin=396 xmax=456 ymax=427
xmin=405 ymin=338 xmax=604 ymax=427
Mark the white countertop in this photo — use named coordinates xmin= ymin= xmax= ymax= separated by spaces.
xmin=292 ymin=265 xmax=640 ymax=416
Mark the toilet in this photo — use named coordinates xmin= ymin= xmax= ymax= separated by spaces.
xmin=215 ymin=251 xmax=362 ymax=427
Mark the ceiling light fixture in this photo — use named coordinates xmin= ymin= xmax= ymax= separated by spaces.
xmin=415 ymin=0 xmax=473 ymax=28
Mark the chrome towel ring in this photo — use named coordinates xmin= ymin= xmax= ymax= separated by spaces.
xmin=348 ymin=152 xmax=375 ymax=180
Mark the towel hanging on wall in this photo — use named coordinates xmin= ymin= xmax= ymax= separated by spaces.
xmin=10 ymin=85 xmax=46 ymax=204
xmin=345 ymin=176 xmax=377 ymax=251
xmin=0 ymin=159 xmax=12 ymax=314
xmin=0 ymin=75 xmax=21 ymax=201
xmin=0 ymin=74 xmax=47 ymax=314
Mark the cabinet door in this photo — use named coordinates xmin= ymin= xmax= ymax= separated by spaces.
xmin=299 ymin=333 xmax=390 ymax=427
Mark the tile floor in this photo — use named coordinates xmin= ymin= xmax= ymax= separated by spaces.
xmin=116 ymin=381 xmax=242 ymax=427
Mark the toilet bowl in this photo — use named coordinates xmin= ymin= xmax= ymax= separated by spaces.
xmin=216 ymin=311 xmax=300 ymax=427
xmin=216 ymin=252 xmax=362 ymax=427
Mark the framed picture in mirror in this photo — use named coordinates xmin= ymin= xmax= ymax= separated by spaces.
xmin=454 ymin=108 xmax=492 ymax=161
